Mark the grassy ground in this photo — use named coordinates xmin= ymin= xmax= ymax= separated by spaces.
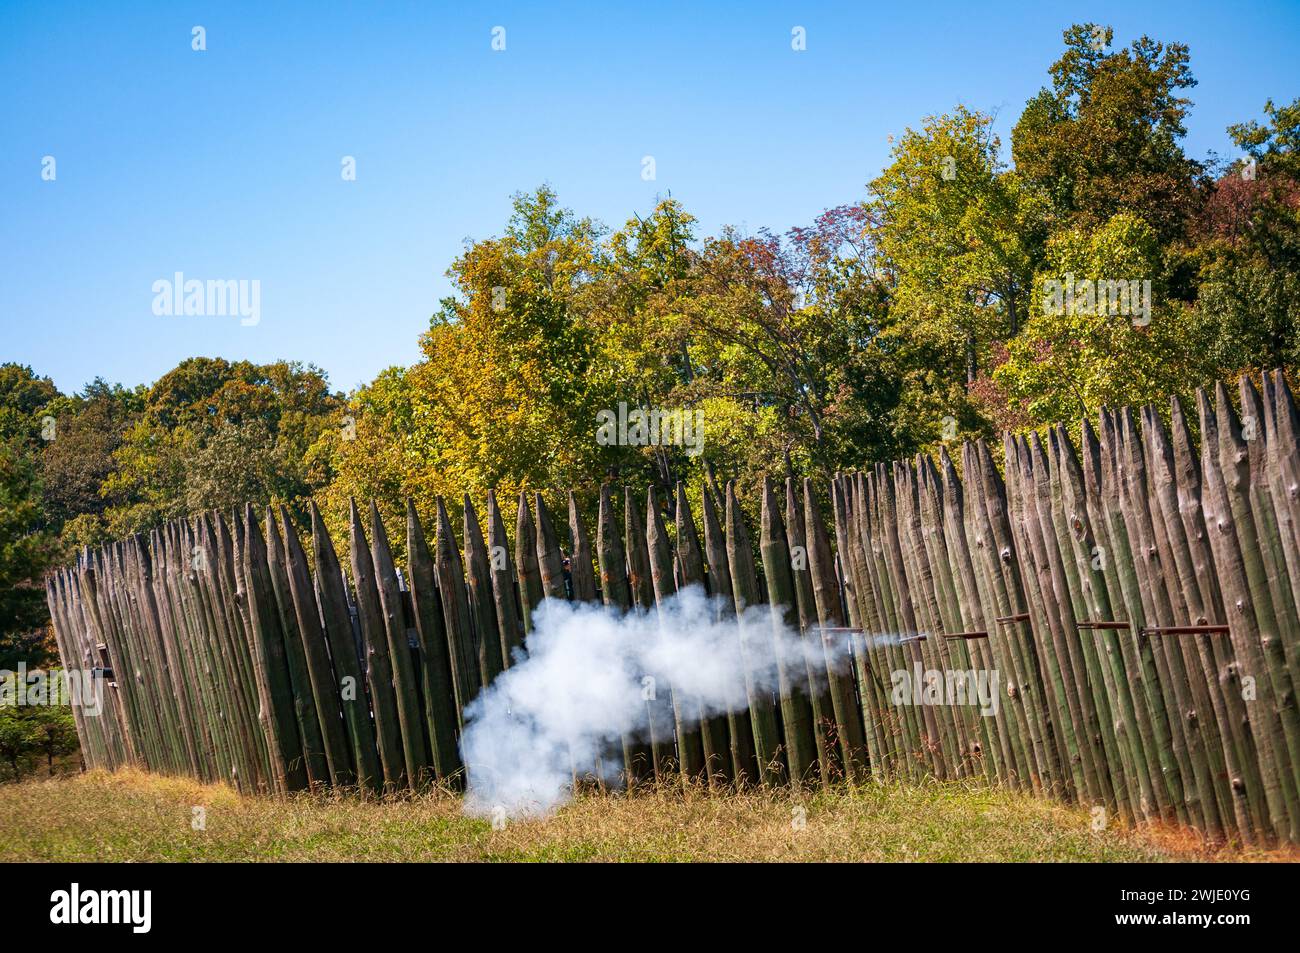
xmin=0 ymin=769 xmax=1288 ymax=862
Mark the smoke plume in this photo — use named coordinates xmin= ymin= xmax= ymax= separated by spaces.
xmin=459 ymin=585 xmax=855 ymax=818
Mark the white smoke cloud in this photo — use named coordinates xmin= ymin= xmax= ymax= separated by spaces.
xmin=459 ymin=585 xmax=857 ymax=818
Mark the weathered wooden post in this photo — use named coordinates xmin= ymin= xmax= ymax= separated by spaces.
xmin=486 ymin=490 xmax=525 ymax=666
xmin=725 ymin=482 xmax=786 ymax=786
xmin=700 ymin=483 xmax=759 ymax=784
xmin=595 ymin=483 xmax=643 ymax=785
xmin=802 ymin=478 xmax=870 ymax=782
xmin=406 ymin=499 xmax=463 ymax=780
xmin=533 ymin=493 xmax=567 ymax=601
xmin=241 ymin=505 xmax=309 ymax=792
xmin=368 ymin=501 xmax=432 ymax=788
xmin=674 ymin=482 xmax=732 ymax=785
xmin=310 ymin=501 xmax=381 ymax=791
xmin=434 ymin=498 xmax=482 ymax=720
xmin=278 ymin=506 xmax=352 ymax=787
xmin=624 ymin=487 xmax=675 ymax=780
xmin=515 ymin=492 xmax=543 ymax=636
xmin=265 ymin=510 xmax=331 ymax=786
xmin=646 ymin=486 xmax=706 ymax=781
xmin=348 ymin=499 xmax=408 ymax=790
xmin=758 ymin=476 xmax=819 ymax=785
xmin=464 ymin=496 xmax=507 ymax=686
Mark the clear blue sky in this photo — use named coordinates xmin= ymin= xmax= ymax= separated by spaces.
xmin=3 ymin=1 xmax=1298 ymax=396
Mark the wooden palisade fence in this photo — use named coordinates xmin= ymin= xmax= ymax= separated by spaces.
xmin=46 ymin=371 xmax=1300 ymax=845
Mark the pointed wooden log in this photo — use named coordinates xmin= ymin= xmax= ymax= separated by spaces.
xmin=1140 ymin=408 xmax=1243 ymax=837
xmin=1205 ymin=384 xmax=1300 ymax=838
xmin=265 ymin=509 xmax=331 ymax=786
xmin=935 ymin=450 xmax=1021 ymax=785
xmin=1196 ymin=387 xmax=1294 ymax=835
xmin=128 ymin=527 xmax=193 ymax=774
xmin=1240 ymin=377 xmax=1300 ymax=673
xmin=700 ymin=482 xmax=758 ymax=784
xmin=515 ymin=491 xmax=544 ymax=635
xmin=1266 ymin=371 xmax=1300 ymax=665
xmin=99 ymin=538 xmax=164 ymax=771
xmin=241 ymin=504 xmax=308 ymax=792
xmin=646 ymin=486 xmax=705 ymax=781
xmin=624 ymin=487 xmax=674 ymax=780
xmin=556 ymin=491 xmax=605 ymax=786
xmin=48 ymin=574 xmax=110 ymax=770
xmin=156 ymin=527 xmax=217 ymax=781
xmin=533 ymin=493 xmax=568 ymax=601
xmin=1051 ymin=427 xmax=1154 ymax=821
xmin=1083 ymin=416 xmax=1180 ymax=819
xmin=836 ymin=474 xmax=895 ymax=781
xmin=802 ymin=478 xmax=870 ymax=782
xmin=210 ymin=513 xmax=268 ymax=783
xmin=1120 ymin=413 xmax=1226 ymax=831
xmin=597 ymin=485 xmax=630 ymax=613
xmin=785 ymin=477 xmax=839 ymax=781
xmin=758 ymin=476 xmax=819 ymax=784
xmin=132 ymin=529 xmax=201 ymax=777
xmin=1005 ymin=435 xmax=1102 ymax=804
xmin=310 ymin=500 xmax=381 ymax=790
xmin=434 ymin=497 xmax=482 ymax=718
xmin=861 ymin=469 xmax=928 ymax=779
xmin=595 ymin=483 xmax=644 ymax=785
xmin=406 ymin=499 xmax=463 ymax=780
xmin=1168 ymin=398 xmax=1264 ymax=837
xmin=348 ymin=499 xmax=408 ymax=790
xmin=567 ymin=491 xmax=599 ymax=602
xmin=103 ymin=537 xmax=168 ymax=771
xmin=624 ymin=488 xmax=655 ymax=610
xmin=1093 ymin=410 xmax=1189 ymax=821
xmin=199 ymin=518 xmax=262 ymax=787
xmin=675 ymin=481 xmax=732 ymax=785
xmin=75 ymin=554 xmax=133 ymax=769
xmin=486 ymin=490 xmax=525 ymax=667
xmin=725 ymin=481 xmax=786 ymax=786
xmin=278 ymin=506 xmax=352 ymax=787
xmin=967 ymin=440 xmax=1060 ymax=790
xmin=464 ymin=495 xmax=506 ymax=686
xmin=907 ymin=461 xmax=985 ymax=780
xmin=369 ymin=500 xmax=431 ymax=788
xmin=1239 ymin=377 xmax=1300 ymax=781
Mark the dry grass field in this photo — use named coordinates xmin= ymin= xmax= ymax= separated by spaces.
xmin=1 ymin=769 xmax=1291 ymax=862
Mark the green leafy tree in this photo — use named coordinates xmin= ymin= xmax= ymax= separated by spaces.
xmin=1228 ymin=96 xmax=1300 ymax=181
xmin=1012 ymin=24 xmax=1203 ymax=245
xmin=995 ymin=212 xmax=1209 ymax=423
xmin=103 ymin=358 xmax=342 ymax=536
xmin=866 ymin=107 xmax=1043 ymax=443
xmin=0 ymin=364 xmax=59 ymax=446
xmin=38 ymin=380 xmax=142 ymax=533
xmin=1191 ymin=97 xmax=1300 ymax=372
xmin=0 ymin=684 xmax=79 ymax=780
xmin=0 ymin=441 xmax=57 ymax=670
xmin=320 ymin=186 xmax=621 ymax=523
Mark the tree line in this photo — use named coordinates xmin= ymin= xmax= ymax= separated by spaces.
xmin=2 ymin=24 xmax=1298 ymax=757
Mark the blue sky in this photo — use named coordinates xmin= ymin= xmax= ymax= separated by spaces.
xmin=3 ymin=1 xmax=1298 ymax=395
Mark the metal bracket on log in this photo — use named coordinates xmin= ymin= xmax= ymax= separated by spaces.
xmin=994 ymin=613 xmax=1030 ymax=626
xmin=1139 ymin=624 xmax=1229 ymax=638
xmin=943 ymin=631 xmax=990 ymax=640
xmin=1076 ymin=621 xmax=1131 ymax=630
xmin=812 ymin=627 xmax=930 ymax=647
